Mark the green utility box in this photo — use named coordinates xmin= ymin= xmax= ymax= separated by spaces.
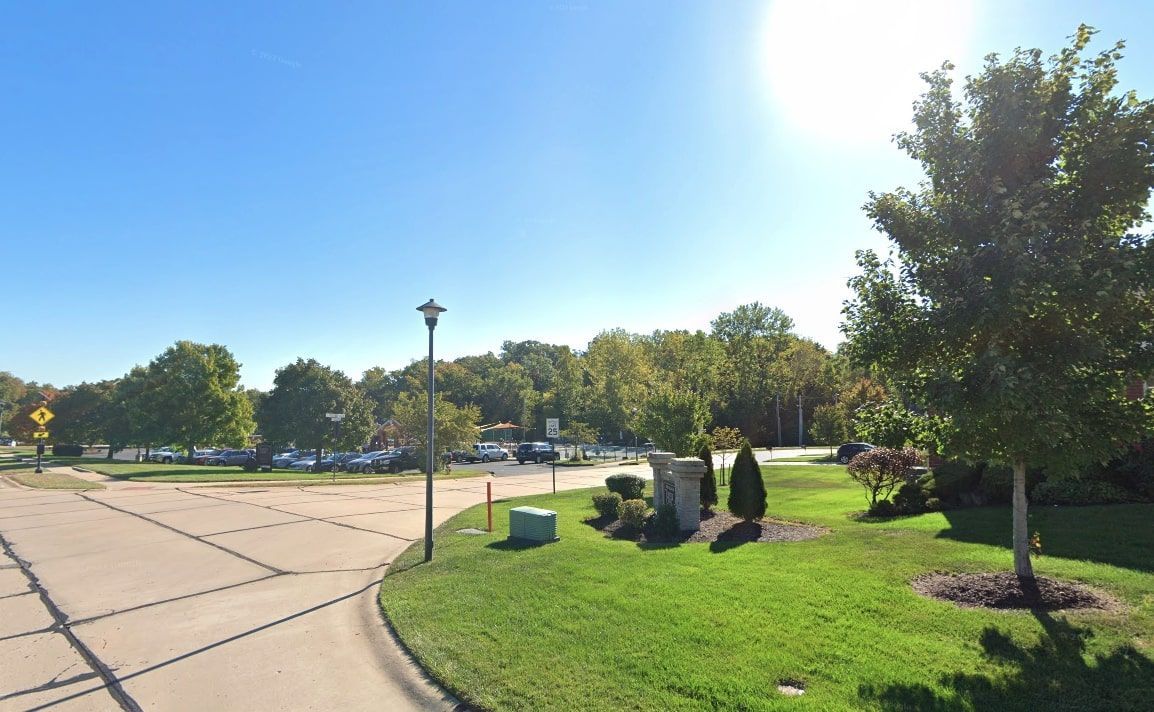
xmin=509 ymin=506 xmax=559 ymax=542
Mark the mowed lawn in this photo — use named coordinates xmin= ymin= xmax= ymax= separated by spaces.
xmin=379 ymin=465 xmax=1154 ymax=711
xmin=0 ymin=457 xmax=424 ymax=483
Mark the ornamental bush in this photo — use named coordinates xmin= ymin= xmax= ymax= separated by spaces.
xmin=847 ymin=447 xmax=920 ymax=507
xmin=605 ymin=474 xmax=646 ymax=500
xmin=1031 ymin=479 xmax=1141 ymax=506
xmin=648 ymin=504 xmax=680 ymax=542
xmin=727 ymin=442 xmax=767 ymax=522
xmin=592 ymin=492 xmax=623 ymax=519
xmin=698 ymin=444 xmax=718 ymax=511
xmin=619 ymin=499 xmax=650 ymax=531
xmin=52 ymin=444 xmax=84 ymax=457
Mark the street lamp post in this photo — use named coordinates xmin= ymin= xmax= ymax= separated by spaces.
xmin=417 ymin=299 xmax=446 ymax=563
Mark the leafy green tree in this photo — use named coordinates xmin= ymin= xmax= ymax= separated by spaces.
xmin=583 ymin=329 xmax=653 ymax=438
xmin=810 ymin=403 xmax=849 ymax=454
xmin=52 ymin=381 xmax=117 ymax=446
xmin=391 ymin=392 xmax=481 ymax=472
xmin=727 ymin=441 xmax=767 ymax=522
xmin=843 ymin=27 xmax=1154 ymax=579
xmin=107 ymin=366 xmax=157 ymax=456
xmin=259 ymin=358 xmax=375 ymax=453
xmin=850 ymin=398 xmax=922 ymax=449
xmin=0 ymin=371 xmax=28 ymax=436
xmin=709 ymin=425 xmax=743 ymax=485
xmin=561 ymin=420 xmax=598 ymax=460
xmin=697 ymin=443 xmax=718 ymax=511
xmin=358 ymin=365 xmax=409 ymax=421
xmin=711 ymin=303 xmax=795 ymax=444
xmin=634 ymin=385 xmax=709 ymax=457
xmin=145 ymin=341 xmax=255 ymax=457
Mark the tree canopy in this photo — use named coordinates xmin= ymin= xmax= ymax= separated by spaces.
xmin=843 ymin=26 xmax=1154 ymax=577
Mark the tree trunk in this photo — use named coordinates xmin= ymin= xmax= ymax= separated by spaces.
xmin=1012 ymin=459 xmax=1034 ymax=579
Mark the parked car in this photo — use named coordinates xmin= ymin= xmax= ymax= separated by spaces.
xmin=836 ymin=442 xmax=876 ymax=465
xmin=331 ymin=452 xmax=364 ymax=471
xmin=516 ymin=442 xmax=560 ymax=464
xmin=148 ymin=447 xmax=180 ymax=464
xmin=366 ymin=447 xmax=419 ymax=474
xmin=273 ymin=450 xmax=313 ymax=468
xmin=344 ymin=451 xmax=386 ymax=473
xmin=288 ymin=455 xmax=340 ymax=473
xmin=442 ymin=449 xmax=472 ymax=464
xmin=0 ymin=437 xmax=17 ymax=447
xmin=469 ymin=443 xmax=509 ymax=463
xmin=206 ymin=449 xmax=255 ymax=466
xmin=190 ymin=449 xmax=221 ymax=465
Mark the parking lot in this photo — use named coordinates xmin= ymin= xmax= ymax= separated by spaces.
xmin=0 ymin=466 xmax=619 ymax=711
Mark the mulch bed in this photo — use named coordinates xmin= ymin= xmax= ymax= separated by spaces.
xmin=586 ymin=509 xmax=825 ymax=545
xmin=912 ymin=572 xmax=1121 ymax=612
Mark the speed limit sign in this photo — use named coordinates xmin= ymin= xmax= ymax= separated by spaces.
xmin=545 ymin=418 xmax=560 ymax=438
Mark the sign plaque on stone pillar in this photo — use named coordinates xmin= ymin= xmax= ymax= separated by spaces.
xmin=647 ymin=452 xmax=674 ymax=508
xmin=670 ymin=457 xmax=707 ymax=531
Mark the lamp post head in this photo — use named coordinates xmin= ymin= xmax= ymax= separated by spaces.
xmin=417 ymin=298 xmax=447 ymax=328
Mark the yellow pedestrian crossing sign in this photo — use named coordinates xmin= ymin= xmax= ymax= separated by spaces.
xmin=29 ymin=406 xmax=55 ymax=425
xmin=33 ymin=431 xmax=50 ymax=439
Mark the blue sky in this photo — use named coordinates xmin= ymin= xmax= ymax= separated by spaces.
xmin=3 ymin=1 xmax=1153 ymax=390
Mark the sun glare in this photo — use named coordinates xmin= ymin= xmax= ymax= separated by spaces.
xmin=762 ymin=0 xmax=975 ymax=145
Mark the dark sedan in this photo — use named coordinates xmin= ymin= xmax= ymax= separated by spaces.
xmin=836 ymin=442 xmax=876 ymax=464
xmin=366 ymin=447 xmax=419 ymax=474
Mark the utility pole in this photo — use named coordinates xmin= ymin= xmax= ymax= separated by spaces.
xmin=775 ymin=394 xmax=782 ymax=447
xmin=797 ymin=394 xmax=804 ymax=448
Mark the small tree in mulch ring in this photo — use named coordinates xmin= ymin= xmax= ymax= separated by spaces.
xmin=698 ymin=444 xmax=718 ymax=511
xmin=727 ymin=441 xmax=766 ymax=522
xmin=847 ymin=447 xmax=920 ymax=509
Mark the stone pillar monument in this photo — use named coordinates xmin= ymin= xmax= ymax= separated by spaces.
xmin=670 ymin=457 xmax=707 ymax=531
xmin=647 ymin=452 xmax=674 ymax=508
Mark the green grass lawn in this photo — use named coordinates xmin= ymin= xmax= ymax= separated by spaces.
xmin=8 ymin=471 xmax=104 ymax=489
xmin=0 ymin=457 xmax=476 ymax=483
xmin=379 ymin=466 xmax=1154 ymax=711
xmin=771 ymin=453 xmax=838 ymax=463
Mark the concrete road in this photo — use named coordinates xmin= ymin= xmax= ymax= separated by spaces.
xmin=0 ymin=465 xmax=619 ymax=711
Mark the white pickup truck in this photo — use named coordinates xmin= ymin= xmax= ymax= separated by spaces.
xmin=148 ymin=447 xmax=180 ymax=464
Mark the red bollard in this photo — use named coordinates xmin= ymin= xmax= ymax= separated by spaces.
xmin=487 ymin=481 xmax=493 ymax=533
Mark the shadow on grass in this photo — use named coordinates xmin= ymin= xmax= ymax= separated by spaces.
xmin=934 ymin=503 xmax=1154 ymax=574
xmin=485 ymin=538 xmax=555 ymax=552
xmin=707 ymin=520 xmax=761 ymax=554
xmin=858 ymin=612 xmax=1154 ymax=710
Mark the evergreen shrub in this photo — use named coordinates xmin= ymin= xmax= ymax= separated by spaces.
xmin=592 ymin=492 xmax=623 ymax=519
xmin=605 ymin=474 xmax=646 ymax=500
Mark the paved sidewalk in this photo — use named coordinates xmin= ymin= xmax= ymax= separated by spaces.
xmin=0 ymin=466 xmax=615 ymax=711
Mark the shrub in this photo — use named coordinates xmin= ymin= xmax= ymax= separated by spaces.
xmin=925 ymin=460 xmax=981 ymax=504
xmin=1032 ymin=479 xmax=1141 ymax=506
xmin=648 ymin=504 xmax=680 ymax=542
xmin=892 ymin=481 xmax=928 ymax=514
xmin=605 ymin=474 xmax=646 ymax=501
xmin=619 ymin=499 xmax=650 ymax=531
xmin=52 ymin=444 xmax=84 ymax=457
xmin=592 ymin=492 xmax=623 ymax=519
xmin=698 ymin=444 xmax=718 ymax=511
xmin=728 ymin=442 xmax=767 ymax=522
xmin=847 ymin=447 xmax=920 ymax=507
xmin=1100 ymin=439 xmax=1154 ymax=499
xmin=868 ymin=500 xmax=899 ymax=518
xmin=924 ymin=497 xmax=943 ymax=511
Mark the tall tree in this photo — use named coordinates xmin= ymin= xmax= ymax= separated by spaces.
xmin=634 ymin=385 xmax=709 ymax=457
xmin=711 ymin=303 xmax=795 ymax=444
xmin=146 ymin=341 xmax=255 ymax=456
xmin=391 ymin=392 xmax=481 ymax=471
xmin=259 ymin=358 xmax=376 ymax=452
xmin=843 ymin=27 xmax=1154 ymax=579
xmin=583 ymin=329 xmax=653 ymax=438
xmin=52 ymin=381 xmax=117 ymax=446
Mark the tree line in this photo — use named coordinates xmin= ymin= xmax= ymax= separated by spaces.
xmin=0 ymin=302 xmax=912 ymax=457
